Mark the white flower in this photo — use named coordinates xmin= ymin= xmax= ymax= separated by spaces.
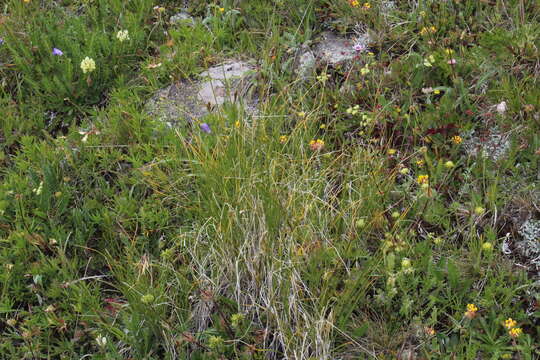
xmin=96 ymin=334 xmax=107 ymax=347
xmin=496 ymin=101 xmax=507 ymax=115
xmin=116 ymin=30 xmax=130 ymax=42
xmin=80 ymin=57 xmax=96 ymax=74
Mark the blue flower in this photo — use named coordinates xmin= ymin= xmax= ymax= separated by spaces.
xmin=52 ymin=48 xmax=63 ymax=56
xmin=200 ymin=123 xmax=211 ymax=133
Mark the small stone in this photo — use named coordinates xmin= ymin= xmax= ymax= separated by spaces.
xmin=170 ymin=12 xmax=195 ymax=25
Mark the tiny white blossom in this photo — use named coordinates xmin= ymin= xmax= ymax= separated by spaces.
xmin=496 ymin=101 xmax=507 ymax=115
xmin=96 ymin=334 xmax=107 ymax=347
xmin=80 ymin=57 xmax=96 ymax=74
xmin=116 ymin=30 xmax=130 ymax=42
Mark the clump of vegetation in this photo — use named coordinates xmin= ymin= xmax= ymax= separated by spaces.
xmin=0 ymin=0 xmax=539 ymax=359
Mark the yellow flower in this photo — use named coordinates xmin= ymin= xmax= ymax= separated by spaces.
xmin=297 ymin=111 xmax=306 ymax=118
xmin=508 ymin=327 xmax=522 ymax=338
xmin=401 ymin=258 xmax=412 ymax=269
xmin=387 ymin=149 xmax=397 ymax=155
xmin=416 ymin=159 xmax=425 ymax=167
xmin=464 ymin=303 xmax=478 ymax=319
xmin=451 ymin=135 xmax=462 ymax=145
xmin=400 ymin=167 xmax=409 ymax=175
xmin=444 ymin=160 xmax=455 ymax=168
xmin=309 ymin=139 xmax=325 ymax=151
xmin=317 ymin=73 xmax=329 ymax=82
xmin=482 ymin=242 xmax=493 ymax=251
xmin=349 ymin=0 xmax=360 ymax=7
xmin=219 ymin=7 xmax=225 ymax=12
xmin=445 ymin=48 xmax=454 ymax=55
xmin=474 ymin=206 xmax=485 ymax=215
xmin=80 ymin=56 xmax=96 ymax=74
xmin=504 ymin=318 xmax=517 ymax=329
xmin=363 ymin=2 xmax=371 ymax=9
xmin=235 ymin=120 xmax=240 ymax=128
xmin=279 ymin=135 xmax=288 ymax=144
xmin=433 ymin=89 xmax=440 ymax=95
xmin=417 ymin=174 xmax=429 ymax=185
xmin=360 ymin=64 xmax=370 ymax=75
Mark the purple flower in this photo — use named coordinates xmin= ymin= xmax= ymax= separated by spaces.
xmin=0 ymin=38 xmax=4 ymax=45
xmin=353 ymin=43 xmax=366 ymax=52
xmin=200 ymin=123 xmax=211 ymax=133
xmin=52 ymin=48 xmax=63 ymax=56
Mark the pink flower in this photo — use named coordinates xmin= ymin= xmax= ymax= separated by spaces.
xmin=447 ymin=58 xmax=456 ymax=65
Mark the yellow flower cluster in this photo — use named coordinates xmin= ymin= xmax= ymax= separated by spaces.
xmin=503 ymin=318 xmax=523 ymax=338
xmin=451 ymin=135 xmax=463 ymax=145
xmin=420 ymin=26 xmax=437 ymax=36
xmin=417 ymin=174 xmax=429 ymax=185
xmin=464 ymin=303 xmax=478 ymax=319
xmin=309 ymin=139 xmax=325 ymax=151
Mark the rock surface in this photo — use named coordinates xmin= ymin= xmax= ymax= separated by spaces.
xmin=146 ymin=60 xmax=258 ymax=127
xmin=294 ymin=31 xmax=370 ymax=78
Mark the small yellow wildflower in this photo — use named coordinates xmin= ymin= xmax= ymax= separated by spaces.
xmin=482 ymin=242 xmax=493 ymax=251
xmin=433 ymin=89 xmax=441 ymax=95
xmin=464 ymin=303 xmax=478 ymax=319
xmin=360 ymin=64 xmax=370 ymax=75
xmin=235 ymin=120 xmax=240 ymax=128
xmin=349 ymin=0 xmax=360 ymax=7
xmin=417 ymin=174 xmax=429 ymax=185
xmin=317 ymin=73 xmax=329 ymax=83
xmin=309 ymin=139 xmax=325 ymax=151
xmin=444 ymin=160 xmax=455 ymax=168
xmin=401 ymin=258 xmax=412 ymax=269
xmin=508 ymin=327 xmax=523 ymax=338
xmin=219 ymin=7 xmax=225 ymax=12
xmin=451 ymin=135 xmax=462 ymax=145
xmin=474 ymin=206 xmax=485 ymax=215
xmin=363 ymin=2 xmax=371 ymax=9
xmin=424 ymin=55 xmax=435 ymax=67
xmin=319 ymin=124 xmax=326 ymax=129
xmin=346 ymin=105 xmax=360 ymax=115
xmin=297 ymin=111 xmax=306 ymax=118
xmin=504 ymin=318 xmax=517 ymax=329
xmin=388 ymin=149 xmax=397 ymax=155
xmin=400 ymin=167 xmax=409 ymax=175
xmin=279 ymin=135 xmax=288 ymax=144
xmin=445 ymin=48 xmax=454 ymax=55
xmin=416 ymin=159 xmax=425 ymax=167
xmin=425 ymin=327 xmax=436 ymax=336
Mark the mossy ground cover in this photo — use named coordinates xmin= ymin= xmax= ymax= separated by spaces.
xmin=0 ymin=0 xmax=539 ymax=359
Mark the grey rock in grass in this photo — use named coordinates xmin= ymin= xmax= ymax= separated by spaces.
xmin=517 ymin=219 xmax=540 ymax=267
xmin=146 ymin=60 xmax=258 ymax=127
xmin=315 ymin=32 xmax=360 ymax=66
xmin=170 ymin=12 xmax=195 ymax=25
xmin=462 ymin=127 xmax=511 ymax=162
xmin=293 ymin=31 xmax=370 ymax=78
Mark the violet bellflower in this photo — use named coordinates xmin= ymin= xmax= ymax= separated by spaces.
xmin=52 ymin=48 xmax=63 ymax=56
xmin=200 ymin=123 xmax=211 ymax=133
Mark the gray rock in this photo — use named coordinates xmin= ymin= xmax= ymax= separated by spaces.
xmin=146 ymin=60 xmax=258 ymax=127
xmin=291 ymin=31 xmax=371 ymax=79
xmin=314 ymin=31 xmax=367 ymax=66
xmin=294 ymin=47 xmax=316 ymax=79
xmin=170 ymin=12 xmax=195 ymax=25
xmin=463 ymin=127 xmax=511 ymax=162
